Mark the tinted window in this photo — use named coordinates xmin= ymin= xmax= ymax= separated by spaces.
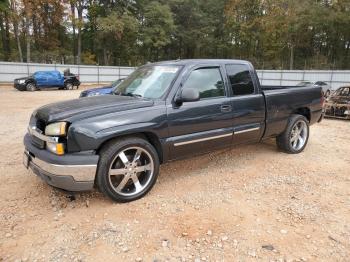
xmin=183 ymin=67 xmax=225 ymax=99
xmin=226 ymin=64 xmax=254 ymax=95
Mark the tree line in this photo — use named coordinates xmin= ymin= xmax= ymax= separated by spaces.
xmin=0 ymin=0 xmax=349 ymax=69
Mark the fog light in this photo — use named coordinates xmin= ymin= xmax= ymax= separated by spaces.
xmin=47 ymin=142 xmax=65 ymax=155
xmin=345 ymin=110 xmax=349 ymax=115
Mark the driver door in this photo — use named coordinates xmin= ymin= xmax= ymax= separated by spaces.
xmin=167 ymin=65 xmax=234 ymax=160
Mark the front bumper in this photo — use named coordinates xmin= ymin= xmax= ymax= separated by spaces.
xmin=14 ymin=82 xmax=26 ymax=91
xmin=24 ymin=134 xmax=98 ymax=192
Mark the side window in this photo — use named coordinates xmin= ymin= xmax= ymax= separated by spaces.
xmin=226 ymin=64 xmax=255 ymax=95
xmin=182 ymin=67 xmax=225 ymax=99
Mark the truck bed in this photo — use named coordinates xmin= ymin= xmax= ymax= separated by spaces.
xmin=260 ymin=85 xmax=323 ymax=139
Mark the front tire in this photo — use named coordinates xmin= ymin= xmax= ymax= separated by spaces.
xmin=96 ymin=137 xmax=160 ymax=202
xmin=26 ymin=82 xmax=37 ymax=92
xmin=276 ymin=114 xmax=309 ymax=154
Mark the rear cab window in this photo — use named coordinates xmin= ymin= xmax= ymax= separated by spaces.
xmin=225 ymin=64 xmax=255 ymax=96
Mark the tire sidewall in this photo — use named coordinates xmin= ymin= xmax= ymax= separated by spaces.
xmin=286 ymin=115 xmax=310 ymax=153
xmin=26 ymin=83 xmax=36 ymax=91
xmin=65 ymin=82 xmax=73 ymax=90
xmin=96 ymin=138 xmax=160 ymax=202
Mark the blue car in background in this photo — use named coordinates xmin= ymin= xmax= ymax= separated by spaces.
xmin=79 ymin=78 xmax=124 ymax=98
xmin=14 ymin=70 xmax=80 ymax=91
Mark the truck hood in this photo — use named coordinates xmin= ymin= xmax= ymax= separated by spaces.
xmin=15 ymin=76 xmax=31 ymax=81
xmin=34 ymin=95 xmax=154 ymax=123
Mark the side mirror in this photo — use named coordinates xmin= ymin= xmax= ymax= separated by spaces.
xmin=175 ymin=88 xmax=200 ymax=104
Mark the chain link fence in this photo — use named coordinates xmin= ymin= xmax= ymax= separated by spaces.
xmin=0 ymin=62 xmax=135 ymax=84
xmin=0 ymin=62 xmax=349 ymax=90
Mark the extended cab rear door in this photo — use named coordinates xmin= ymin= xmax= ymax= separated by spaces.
xmin=167 ymin=64 xmax=234 ymax=160
xmin=224 ymin=63 xmax=265 ymax=144
xmin=47 ymin=71 xmax=64 ymax=87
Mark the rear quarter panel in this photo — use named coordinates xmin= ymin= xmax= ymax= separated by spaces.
xmin=263 ymin=86 xmax=322 ymax=138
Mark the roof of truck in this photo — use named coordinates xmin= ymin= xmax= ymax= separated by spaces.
xmin=148 ymin=59 xmax=250 ymax=66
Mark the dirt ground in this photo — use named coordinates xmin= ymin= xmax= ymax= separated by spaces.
xmin=0 ymin=86 xmax=349 ymax=262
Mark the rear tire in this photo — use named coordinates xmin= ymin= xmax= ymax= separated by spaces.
xmin=276 ymin=114 xmax=309 ymax=154
xmin=96 ymin=137 xmax=160 ymax=202
xmin=26 ymin=82 xmax=37 ymax=92
xmin=65 ymin=82 xmax=74 ymax=90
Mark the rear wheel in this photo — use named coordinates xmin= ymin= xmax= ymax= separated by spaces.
xmin=26 ymin=82 xmax=37 ymax=92
xmin=65 ymin=82 xmax=74 ymax=90
xmin=96 ymin=137 xmax=160 ymax=202
xmin=276 ymin=114 xmax=309 ymax=154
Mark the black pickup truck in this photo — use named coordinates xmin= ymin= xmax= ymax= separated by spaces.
xmin=23 ymin=59 xmax=323 ymax=202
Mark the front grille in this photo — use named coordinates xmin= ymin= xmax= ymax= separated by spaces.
xmin=36 ymin=119 xmax=46 ymax=131
xmin=31 ymin=135 xmax=45 ymax=149
xmin=28 ymin=115 xmax=47 ymax=149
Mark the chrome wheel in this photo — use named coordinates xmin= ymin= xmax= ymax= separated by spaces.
xmin=290 ymin=120 xmax=308 ymax=150
xmin=108 ymin=147 xmax=154 ymax=197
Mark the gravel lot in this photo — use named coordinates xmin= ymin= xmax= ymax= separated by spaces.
xmin=0 ymin=86 xmax=349 ymax=262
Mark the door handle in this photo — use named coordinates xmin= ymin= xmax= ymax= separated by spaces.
xmin=221 ymin=105 xmax=232 ymax=113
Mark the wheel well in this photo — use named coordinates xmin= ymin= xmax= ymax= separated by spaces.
xmin=26 ymin=80 xmax=35 ymax=85
xmin=97 ymin=132 xmax=164 ymax=164
xmin=294 ymin=107 xmax=311 ymax=122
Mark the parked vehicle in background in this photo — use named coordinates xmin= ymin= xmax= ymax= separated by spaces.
xmin=79 ymin=79 xmax=124 ymax=98
xmin=314 ymin=81 xmax=332 ymax=97
xmin=14 ymin=70 xmax=80 ymax=91
xmin=23 ymin=59 xmax=323 ymax=202
xmin=324 ymin=86 xmax=350 ymax=120
xmin=297 ymin=81 xmax=314 ymax=87
xmin=297 ymin=81 xmax=332 ymax=97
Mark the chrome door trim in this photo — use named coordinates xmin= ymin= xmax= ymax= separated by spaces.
xmin=234 ymin=127 xmax=260 ymax=134
xmin=174 ymin=133 xmax=232 ymax=147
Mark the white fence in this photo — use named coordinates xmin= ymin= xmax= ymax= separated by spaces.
xmin=257 ymin=70 xmax=350 ymax=90
xmin=0 ymin=61 xmax=349 ymax=89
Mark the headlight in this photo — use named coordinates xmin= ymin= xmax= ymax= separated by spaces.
xmin=45 ymin=122 xmax=68 ymax=136
xmin=18 ymin=79 xmax=25 ymax=84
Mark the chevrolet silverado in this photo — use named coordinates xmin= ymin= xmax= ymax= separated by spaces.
xmin=23 ymin=59 xmax=324 ymax=202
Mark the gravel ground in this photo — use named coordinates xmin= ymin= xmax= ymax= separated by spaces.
xmin=0 ymin=86 xmax=349 ymax=262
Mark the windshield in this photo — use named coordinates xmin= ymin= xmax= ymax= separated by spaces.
xmin=114 ymin=65 xmax=181 ymax=99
